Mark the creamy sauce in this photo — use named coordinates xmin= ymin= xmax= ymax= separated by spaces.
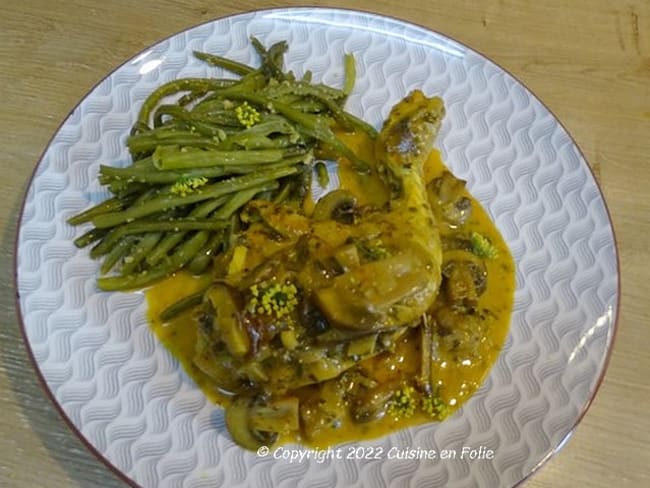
xmin=146 ymin=131 xmax=515 ymax=448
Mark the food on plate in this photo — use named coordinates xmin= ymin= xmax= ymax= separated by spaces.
xmin=69 ymin=39 xmax=515 ymax=451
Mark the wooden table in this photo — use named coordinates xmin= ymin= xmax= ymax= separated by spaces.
xmin=1 ymin=1 xmax=648 ymax=486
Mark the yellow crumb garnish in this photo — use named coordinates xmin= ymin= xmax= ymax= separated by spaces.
xmin=170 ymin=176 xmax=208 ymax=197
xmin=235 ymin=101 xmax=261 ymax=129
xmin=422 ymin=394 xmax=449 ymax=419
xmin=387 ymin=386 xmax=417 ymax=419
xmin=247 ymin=280 xmax=298 ymax=318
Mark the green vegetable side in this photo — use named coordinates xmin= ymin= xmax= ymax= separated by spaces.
xmin=68 ymin=38 xmax=371 ymax=291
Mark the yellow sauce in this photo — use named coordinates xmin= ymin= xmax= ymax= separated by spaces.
xmin=146 ymin=131 xmax=515 ymax=448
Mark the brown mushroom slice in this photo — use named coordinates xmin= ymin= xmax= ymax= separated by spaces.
xmin=312 ymin=189 xmax=358 ymax=223
xmin=427 ymin=171 xmax=473 ymax=228
xmin=224 ymin=396 xmax=279 ymax=451
xmin=248 ymin=397 xmax=300 ymax=434
xmin=349 ymin=383 xmax=396 ymax=423
xmin=441 ymin=251 xmax=488 ymax=304
xmin=193 ymin=312 xmax=246 ymax=394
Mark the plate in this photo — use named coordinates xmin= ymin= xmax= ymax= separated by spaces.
xmin=15 ymin=7 xmax=619 ymax=488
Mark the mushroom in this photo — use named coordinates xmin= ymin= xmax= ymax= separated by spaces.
xmin=225 ymin=395 xmax=300 ymax=451
xmin=441 ymin=251 xmax=487 ymax=304
xmin=224 ymin=396 xmax=279 ymax=451
xmin=427 ymin=171 xmax=473 ymax=228
xmin=350 ymin=388 xmax=394 ymax=423
xmin=312 ymin=189 xmax=358 ymax=224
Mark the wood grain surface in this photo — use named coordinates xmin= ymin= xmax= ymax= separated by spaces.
xmin=1 ymin=1 xmax=648 ymax=487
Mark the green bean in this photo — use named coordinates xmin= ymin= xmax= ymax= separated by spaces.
xmin=190 ymin=98 xmax=235 ymax=115
xmin=120 ymin=232 xmax=163 ymax=275
xmin=99 ymin=164 xmax=230 ymax=185
xmin=252 ymin=38 xmax=289 ymax=81
xmin=145 ymin=195 xmax=230 ymax=266
xmin=193 ymin=51 xmax=255 ymax=76
xmin=260 ymin=75 xmax=376 ymax=139
xmin=291 ymin=164 xmax=313 ymax=202
xmin=220 ymin=134 xmax=291 ymax=151
xmin=98 ymin=229 xmax=211 ymax=291
xmin=127 ymin=131 xmax=221 ymax=154
xmin=267 ymin=81 xmax=376 ymax=138
xmin=315 ymin=161 xmax=330 ymax=188
xmin=152 ymin=105 xmax=231 ymax=139
xmin=73 ymin=228 xmax=109 ymax=248
xmin=177 ymin=90 xmax=209 ymax=107
xmin=217 ymin=116 xmax=303 ymax=150
xmin=106 ymin=180 xmax=149 ymax=197
xmin=214 ymin=182 xmax=277 ymax=219
xmin=68 ymin=196 xmax=132 ymax=225
xmin=146 ymin=180 xmax=274 ymax=269
xmin=152 ymin=145 xmax=303 ymax=170
xmin=269 ymin=102 xmax=369 ymax=172
xmin=342 ymin=53 xmax=356 ymax=97
xmin=159 ymin=288 xmax=208 ymax=321
xmin=224 ymin=213 xmax=240 ymax=250
xmin=100 ymin=236 xmax=137 ymax=274
xmin=187 ymin=250 xmax=212 ymax=275
xmin=90 ymin=166 xmax=300 ymax=229
xmin=222 ymin=114 xmax=298 ymax=139
xmin=262 ymin=80 xmax=345 ymax=103
xmin=132 ymin=185 xmax=171 ymax=205
xmin=287 ymin=99 xmax=328 ymax=114
xmin=191 ymin=72 xmax=266 ymax=111
xmin=97 ymin=267 xmax=170 ymax=292
xmin=191 ymin=122 xmax=229 ymax=139
xmin=131 ymin=156 xmax=156 ymax=169
xmin=272 ymin=181 xmax=293 ymax=204
xmin=91 ymin=218 xmax=230 ymax=257
xmin=197 ymin=112 xmax=242 ymax=127
xmin=215 ymin=91 xmax=369 ymax=172
xmin=100 ymin=159 xmax=298 ymax=185
xmin=90 ymin=229 xmax=118 ymax=259
xmin=130 ymin=121 xmax=151 ymax=137
xmin=159 ymin=182 xmax=277 ymax=272
xmin=137 ymin=78 xmax=237 ymax=127
xmin=90 ymin=207 xmax=177 ymax=259
xmin=188 ymin=231 xmax=225 ymax=274
xmin=153 ymin=104 xmax=189 ymax=128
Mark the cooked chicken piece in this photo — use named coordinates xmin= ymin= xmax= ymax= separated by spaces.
xmin=312 ymin=90 xmax=444 ymax=329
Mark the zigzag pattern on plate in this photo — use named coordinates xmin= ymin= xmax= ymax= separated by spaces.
xmin=16 ymin=8 xmax=618 ymax=488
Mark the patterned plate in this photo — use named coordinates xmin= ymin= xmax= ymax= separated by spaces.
xmin=15 ymin=7 xmax=619 ymax=488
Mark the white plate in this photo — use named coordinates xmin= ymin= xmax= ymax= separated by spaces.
xmin=15 ymin=7 xmax=619 ymax=488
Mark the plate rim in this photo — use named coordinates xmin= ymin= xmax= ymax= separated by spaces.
xmin=12 ymin=6 xmax=622 ymax=488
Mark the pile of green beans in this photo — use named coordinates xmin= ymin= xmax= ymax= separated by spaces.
xmin=68 ymin=38 xmax=376 ymax=291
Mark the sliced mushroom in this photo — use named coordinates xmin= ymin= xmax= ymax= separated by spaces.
xmin=427 ymin=171 xmax=473 ymax=228
xmin=312 ymin=189 xmax=358 ymax=223
xmin=349 ymin=384 xmax=394 ymax=423
xmin=441 ymin=252 xmax=487 ymax=304
xmin=224 ymin=395 xmax=279 ymax=451
xmin=248 ymin=396 xmax=300 ymax=434
xmin=433 ymin=306 xmax=493 ymax=361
